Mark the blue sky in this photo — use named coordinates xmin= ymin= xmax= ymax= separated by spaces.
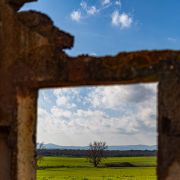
xmin=22 ymin=0 xmax=179 ymax=146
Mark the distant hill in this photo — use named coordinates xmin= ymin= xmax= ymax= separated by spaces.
xmin=43 ymin=143 xmax=88 ymax=150
xmin=43 ymin=143 xmax=157 ymax=151
xmin=108 ymin=145 xmax=157 ymax=151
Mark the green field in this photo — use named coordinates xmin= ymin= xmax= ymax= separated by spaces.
xmin=37 ymin=156 xmax=157 ymax=180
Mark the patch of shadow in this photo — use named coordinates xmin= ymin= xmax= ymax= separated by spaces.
xmin=105 ymin=162 xmax=136 ymax=167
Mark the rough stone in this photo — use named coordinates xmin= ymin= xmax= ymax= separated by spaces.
xmin=8 ymin=0 xmax=37 ymax=11
xmin=158 ymin=60 xmax=180 ymax=180
xmin=0 ymin=0 xmax=180 ymax=179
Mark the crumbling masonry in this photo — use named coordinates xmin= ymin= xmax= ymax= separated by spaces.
xmin=0 ymin=0 xmax=180 ymax=179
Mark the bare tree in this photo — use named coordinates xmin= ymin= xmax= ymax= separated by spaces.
xmin=36 ymin=142 xmax=45 ymax=168
xmin=88 ymin=141 xmax=108 ymax=167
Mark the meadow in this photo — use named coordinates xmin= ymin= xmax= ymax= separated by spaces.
xmin=37 ymin=156 xmax=157 ymax=180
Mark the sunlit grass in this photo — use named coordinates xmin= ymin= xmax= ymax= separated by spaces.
xmin=37 ymin=156 xmax=157 ymax=180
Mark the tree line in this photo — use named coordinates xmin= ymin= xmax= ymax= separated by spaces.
xmin=37 ymin=148 xmax=156 ymax=157
xmin=37 ymin=141 xmax=156 ymax=168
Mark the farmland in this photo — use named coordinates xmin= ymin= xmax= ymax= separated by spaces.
xmin=37 ymin=156 xmax=157 ymax=180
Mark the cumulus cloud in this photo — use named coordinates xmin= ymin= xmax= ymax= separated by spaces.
xmin=38 ymin=105 xmax=140 ymax=137
xmin=115 ymin=0 xmax=121 ymax=6
xmin=70 ymin=2 xmax=98 ymax=21
xmin=87 ymin=6 xmax=98 ymax=15
xmin=70 ymin=10 xmax=81 ymax=22
xmin=53 ymin=88 xmax=78 ymax=108
xmin=70 ymin=0 xmax=134 ymax=30
xmin=38 ymin=84 xmax=157 ymax=145
xmin=112 ymin=11 xmax=133 ymax=28
xmin=87 ymin=84 xmax=157 ymax=134
xmin=102 ymin=0 xmax=111 ymax=6
xmin=80 ymin=1 xmax=98 ymax=15
xmin=41 ymin=91 xmax=52 ymax=104
xmin=51 ymin=106 xmax=72 ymax=119
xmin=88 ymin=84 xmax=156 ymax=109
xmin=80 ymin=1 xmax=88 ymax=10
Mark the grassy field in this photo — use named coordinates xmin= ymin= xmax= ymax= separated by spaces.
xmin=37 ymin=156 xmax=157 ymax=180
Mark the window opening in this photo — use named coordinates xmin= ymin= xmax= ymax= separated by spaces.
xmin=37 ymin=84 xmax=157 ymax=180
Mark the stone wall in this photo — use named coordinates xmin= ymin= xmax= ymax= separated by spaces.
xmin=158 ymin=60 xmax=180 ymax=179
xmin=0 ymin=0 xmax=180 ymax=179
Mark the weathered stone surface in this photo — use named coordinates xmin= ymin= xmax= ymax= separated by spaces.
xmin=0 ymin=1 xmax=74 ymax=179
xmin=166 ymin=161 xmax=180 ymax=180
xmin=0 ymin=127 xmax=11 ymax=180
xmin=17 ymin=89 xmax=37 ymax=180
xmin=18 ymin=11 xmax=74 ymax=50
xmin=11 ymin=49 xmax=180 ymax=89
xmin=158 ymin=60 xmax=180 ymax=180
xmin=0 ymin=0 xmax=180 ymax=179
xmin=8 ymin=0 xmax=37 ymax=11
xmin=65 ymin=51 xmax=180 ymax=86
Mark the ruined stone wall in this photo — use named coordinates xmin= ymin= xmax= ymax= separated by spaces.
xmin=0 ymin=127 xmax=11 ymax=180
xmin=0 ymin=0 xmax=180 ymax=179
xmin=158 ymin=60 xmax=180 ymax=180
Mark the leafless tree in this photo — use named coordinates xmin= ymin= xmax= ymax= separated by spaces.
xmin=88 ymin=141 xmax=108 ymax=167
xmin=36 ymin=142 xmax=45 ymax=168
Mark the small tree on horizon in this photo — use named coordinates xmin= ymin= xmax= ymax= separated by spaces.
xmin=87 ymin=141 xmax=108 ymax=167
xmin=36 ymin=142 xmax=45 ymax=168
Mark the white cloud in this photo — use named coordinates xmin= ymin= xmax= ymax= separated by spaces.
xmin=88 ymin=84 xmax=156 ymax=110
xmin=87 ymin=84 xmax=157 ymax=135
xmin=112 ymin=11 xmax=133 ymax=28
xmin=115 ymin=0 xmax=121 ymax=6
xmin=80 ymin=1 xmax=88 ymax=10
xmin=70 ymin=0 xmax=134 ymax=30
xmin=38 ymin=84 xmax=157 ymax=146
xmin=80 ymin=1 xmax=98 ymax=15
xmin=53 ymin=89 xmax=78 ymax=109
xmin=102 ymin=0 xmax=111 ymax=6
xmin=41 ymin=91 xmax=52 ymax=103
xmin=38 ymin=108 xmax=56 ymax=133
xmin=90 ymin=52 xmax=97 ymax=56
xmin=56 ymin=96 xmax=69 ymax=106
xmin=70 ymin=10 xmax=81 ymax=22
xmin=39 ymin=106 xmax=140 ymax=137
xmin=51 ymin=106 xmax=72 ymax=119
xmin=87 ymin=6 xmax=97 ymax=15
